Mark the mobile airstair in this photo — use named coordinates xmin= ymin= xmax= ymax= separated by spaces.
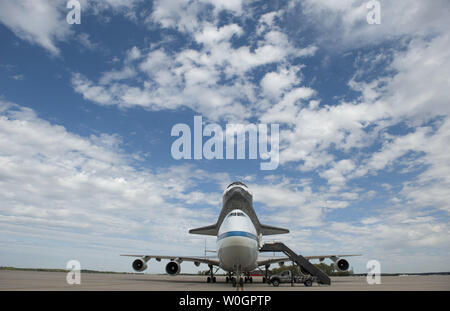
xmin=260 ymin=242 xmax=331 ymax=285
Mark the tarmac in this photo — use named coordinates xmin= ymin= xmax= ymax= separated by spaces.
xmin=0 ymin=270 xmax=449 ymax=291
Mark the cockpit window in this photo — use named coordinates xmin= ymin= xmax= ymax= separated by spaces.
xmin=228 ymin=212 xmax=245 ymax=217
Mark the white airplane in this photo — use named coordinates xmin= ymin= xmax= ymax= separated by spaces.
xmin=122 ymin=181 xmax=359 ymax=287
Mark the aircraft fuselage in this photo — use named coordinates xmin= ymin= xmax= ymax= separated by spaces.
xmin=216 ymin=183 xmax=259 ymax=272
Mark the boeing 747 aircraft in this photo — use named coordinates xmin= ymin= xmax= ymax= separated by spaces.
xmin=122 ymin=181 xmax=359 ymax=287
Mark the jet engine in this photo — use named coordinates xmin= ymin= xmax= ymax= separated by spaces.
xmin=334 ymin=258 xmax=349 ymax=272
xmin=165 ymin=261 xmax=181 ymax=275
xmin=132 ymin=258 xmax=148 ymax=272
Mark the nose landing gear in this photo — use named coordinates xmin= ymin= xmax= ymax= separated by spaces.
xmin=206 ymin=276 xmax=216 ymax=283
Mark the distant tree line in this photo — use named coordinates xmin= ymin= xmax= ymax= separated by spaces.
xmin=0 ymin=266 xmax=131 ymax=274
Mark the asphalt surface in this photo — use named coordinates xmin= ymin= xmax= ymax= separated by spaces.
xmin=0 ymin=271 xmax=449 ymax=291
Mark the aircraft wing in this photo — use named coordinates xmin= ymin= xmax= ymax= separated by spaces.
xmin=120 ymin=254 xmax=220 ymax=266
xmin=257 ymin=254 xmax=361 ymax=266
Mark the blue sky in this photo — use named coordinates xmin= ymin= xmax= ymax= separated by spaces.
xmin=0 ymin=0 xmax=449 ymax=274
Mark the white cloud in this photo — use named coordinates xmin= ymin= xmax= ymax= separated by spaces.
xmin=148 ymin=0 xmax=244 ymax=33
xmin=277 ymin=100 xmax=386 ymax=169
xmin=259 ymin=87 xmax=315 ymax=124
xmin=275 ymin=30 xmax=450 ymax=191
xmin=99 ymin=66 xmax=136 ymax=85
xmin=300 ymin=0 xmax=450 ymax=49
xmin=0 ymin=0 xmax=144 ymax=55
xmin=76 ymin=32 xmax=100 ymax=51
xmin=260 ymin=66 xmax=300 ymax=98
xmin=319 ymin=159 xmax=356 ymax=187
xmin=126 ymin=46 xmax=141 ymax=62
xmin=194 ymin=23 xmax=243 ymax=46
xmin=68 ymin=2 xmax=450 ymax=226
xmin=0 ymin=0 xmax=72 ymax=55
xmin=381 ymin=34 xmax=450 ymax=117
xmin=398 ymin=120 xmax=450 ymax=213
xmin=0 ymin=101 xmax=228 ymax=270
xmin=249 ymin=180 xmax=352 ymax=228
xmin=72 ymin=4 xmax=318 ymax=122
xmin=148 ymin=0 xmax=204 ymax=33
xmin=72 ymin=73 xmax=115 ymax=106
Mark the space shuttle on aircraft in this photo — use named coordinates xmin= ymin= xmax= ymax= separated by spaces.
xmin=189 ymin=181 xmax=289 ymax=239
xmin=122 ymin=181 xmax=359 ymax=287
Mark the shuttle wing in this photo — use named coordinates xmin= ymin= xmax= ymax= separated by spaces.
xmin=188 ymin=223 xmax=288 ymax=236
xmin=259 ymin=224 xmax=289 ymax=235
xmin=188 ymin=224 xmax=218 ymax=236
xmin=121 ymin=254 xmax=220 ymax=266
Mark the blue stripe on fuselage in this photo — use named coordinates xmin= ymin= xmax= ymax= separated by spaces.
xmin=217 ymin=231 xmax=258 ymax=242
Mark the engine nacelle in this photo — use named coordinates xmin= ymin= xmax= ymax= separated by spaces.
xmin=166 ymin=261 xmax=181 ymax=276
xmin=334 ymin=258 xmax=350 ymax=272
xmin=132 ymin=258 xmax=148 ymax=272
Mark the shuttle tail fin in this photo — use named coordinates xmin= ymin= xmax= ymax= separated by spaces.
xmin=260 ymin=224 xmax=289 ymax=235
xmin=189 ymin=224 xmax=218 ymax=236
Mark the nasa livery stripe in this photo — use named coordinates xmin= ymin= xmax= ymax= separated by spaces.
xmin=217 ymin=231 xmax=258 ymax=242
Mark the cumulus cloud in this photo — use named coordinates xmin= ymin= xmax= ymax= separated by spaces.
xmin=0 ymin=0 xmax=72 ymax=55
xmin=0 ymin=0 xmax=143 ymax=55
xmin=300 ymin=0 xmax=450 ymax=49
xmin=71 ymin=9 xmax=317 ymax=121
xmin=275 ymin=26 xmax=450 ymax=189
xmin=0 ymin=101 xmax=228 ymax=270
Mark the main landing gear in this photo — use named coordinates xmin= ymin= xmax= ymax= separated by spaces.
xmin=259 ymin=264 xmax=270 ymax=283
xmin=206 ymin=265 xmax=218 ymax=283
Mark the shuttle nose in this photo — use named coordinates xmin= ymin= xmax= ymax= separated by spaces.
xmin=227 ymin=186 xmax=246 ymax=197
xmin=223 ymin=184 xmax=253 ymax=209
xmin=226 ymin=186 xmax=253 ymax=202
